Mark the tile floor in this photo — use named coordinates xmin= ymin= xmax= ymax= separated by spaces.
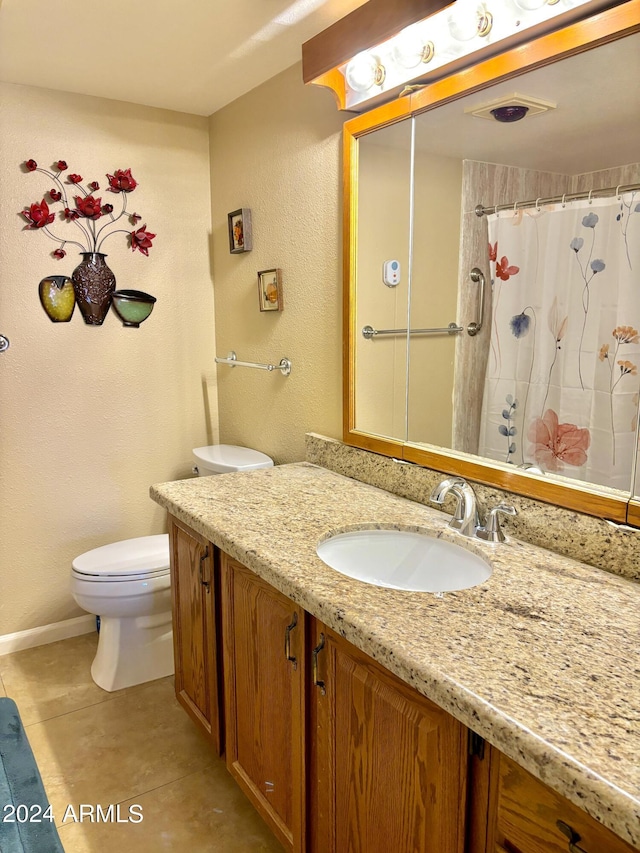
xmin=0 ymin=633 xmax=282 ymax=852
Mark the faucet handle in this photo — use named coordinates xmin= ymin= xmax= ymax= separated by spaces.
xmin=476 ymin=503 xmax=517 ymax=543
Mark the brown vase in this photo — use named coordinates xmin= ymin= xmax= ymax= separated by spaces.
xmin=71 ymin=252 xmax=116 ymax=325
xmin=38 ymin=275 xmax=76 ymax=322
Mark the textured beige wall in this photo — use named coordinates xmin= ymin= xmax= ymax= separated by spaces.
xmin=209 ymin=63 xmax=343 ymax=464
xmin=353 ymin=136 xmax=462 ymax=446
xmin=0 ymin=82 xmax=218 ymax=635
xmin=355 ymin=137 xmax=411 ymax=440
xmin=408 ymin=149 xmax=462 ymax=447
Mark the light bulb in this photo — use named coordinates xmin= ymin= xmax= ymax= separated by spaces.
xmin=448 ymin=0 xmax=493 ymax=41
xmin=512 ymin=0 xmax=547 ymax=9
xmin=391 ymin=24 xmax=434 ymax=69
xmin=345 ymin=52 xmax=385 ymax=93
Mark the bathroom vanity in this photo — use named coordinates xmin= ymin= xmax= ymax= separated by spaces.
xmin=150 ymin=461 xmax=640 ymax=853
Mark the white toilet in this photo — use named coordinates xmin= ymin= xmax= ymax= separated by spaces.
xmin=71 ymin=445 xmax=274 ymax=692
xmin=192 ymin=444 xmax=274 ymax=476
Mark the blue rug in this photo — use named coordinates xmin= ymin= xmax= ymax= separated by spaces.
xmin=0 ymin=697 xmax=64 ymax=852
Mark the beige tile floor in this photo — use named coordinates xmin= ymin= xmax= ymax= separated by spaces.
xmin=0 ymin=634 xmax=283 ymax=852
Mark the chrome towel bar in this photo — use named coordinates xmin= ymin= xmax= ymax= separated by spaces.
xmin=363 ymin=267 xmax=486 ymax=340
xmin=362 ymin=323 xmax=462 ymax=339
xmin=215 ymin=350 xmax=292 ymax=376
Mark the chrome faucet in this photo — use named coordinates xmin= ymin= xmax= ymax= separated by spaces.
xmin=429 ymin=477 xmax=480 ymax=537
xmin=430 ymin=476 xmax=517 ymax=542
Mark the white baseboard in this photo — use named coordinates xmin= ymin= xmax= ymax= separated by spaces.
xmin=0 ymin=615 xmax=96 ymax=657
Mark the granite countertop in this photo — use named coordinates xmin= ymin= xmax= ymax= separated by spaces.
xmin=150 ymin=462 xmax=640 ymax=848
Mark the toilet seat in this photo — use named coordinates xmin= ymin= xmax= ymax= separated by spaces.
xmin=72 ymin=534 xmax=170 ymax=582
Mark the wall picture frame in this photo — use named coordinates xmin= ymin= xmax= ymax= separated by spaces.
xmin=258 ymin=268 xmax=283 ymax=312
xmin=228 ymin=208 xmax=252 ymax=253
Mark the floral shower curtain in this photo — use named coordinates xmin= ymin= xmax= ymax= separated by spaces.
xmin=478 ymin=192 xmax=640 ymax=491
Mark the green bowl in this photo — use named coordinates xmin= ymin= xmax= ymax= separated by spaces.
xmin=111 ymin=290 xmax=156 ymax=327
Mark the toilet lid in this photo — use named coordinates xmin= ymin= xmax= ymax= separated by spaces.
xmin=72 ymin=534 xmax=170 ymax=580
xmin=193 ymin=444 xmax=274 ymax=474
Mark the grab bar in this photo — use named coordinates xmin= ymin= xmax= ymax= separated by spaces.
xmin=363 ymin=267 xmax=485 ymax=340
xmin=362 ymin=323 xmax=462 ymax=339
xmin=467 ymin=268 xmax=485 ymax=337
xmin=215 ymin=350 xmax=292 ymax=376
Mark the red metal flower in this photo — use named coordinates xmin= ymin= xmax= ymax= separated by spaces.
xmin=21 ymin=158 xmax=155 ymax=259
xmin=74 ymin=195 xmax=103 ymax=220
xmin=107 ymin=168 xmax=137 ymax=193
xmin=21 ymin=199 xmax=55 ymax=228
xmin=496 ymin=256 xmax=520 ymax=281
xmin=130 ymin=224 xmax=155 ymax=256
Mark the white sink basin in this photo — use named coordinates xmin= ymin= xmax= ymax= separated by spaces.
xmin=316 ymin=529 xmax=491 ymax=593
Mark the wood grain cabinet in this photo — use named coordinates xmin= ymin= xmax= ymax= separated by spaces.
xmin=168 ymin=515 xmax=222 ymax=754
xmin=308 ymin=622 xmax=469 ymax=853
xmin=483 ymin=750 xmax=637 ymax=853
xmin=221 ymin=553 xmax=306 ymax=852
xmin=168 ymin=530 xmax=635 ymax=853
xmin=219 ymin=554 xmax=466 ymax=853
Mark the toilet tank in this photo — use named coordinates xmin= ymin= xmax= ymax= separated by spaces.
xmin=192 ymin=445 xmax=274 ymax=476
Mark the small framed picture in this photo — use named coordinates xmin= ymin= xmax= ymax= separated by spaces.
xmin=258 ymin=268 xmax=283 ymax=312
xmin=228 ymin=208 xmax=252 ymax=253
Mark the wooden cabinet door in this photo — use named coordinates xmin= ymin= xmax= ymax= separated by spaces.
xmin=486 ymin=751 xmax=637 ymax=853
xmin=169 ymin=515 xmax=222 ymax=753
xmin=221 ymin=554 xmax=305 ymax=852
xmin=309 ymin=622 xmax=468 ymax=853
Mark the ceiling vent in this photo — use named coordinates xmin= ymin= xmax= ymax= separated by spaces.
xmin=465 ymin=93 xmax=557 ymax=120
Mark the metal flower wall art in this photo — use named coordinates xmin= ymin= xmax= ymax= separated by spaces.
xmin=20 ymin=159 xmax=157 ymax=326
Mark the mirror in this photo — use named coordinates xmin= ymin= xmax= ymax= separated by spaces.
xmin=345 ymin=7 xmax=640 ymax=522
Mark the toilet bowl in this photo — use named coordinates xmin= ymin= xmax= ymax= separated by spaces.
xmin=71 ymin=445 xmax=274 ymax=692
xmin=71 ymin=535 xmax=172 ymax=692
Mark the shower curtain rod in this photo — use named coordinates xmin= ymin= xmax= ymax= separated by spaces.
xmin=475 ymin=182 xmax=640 ymax=218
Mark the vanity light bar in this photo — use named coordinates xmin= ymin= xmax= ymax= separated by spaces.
xmin=341 ymin=0 xmax=597 ymax=109
xmin=305 ymin=0 xmax=615 ymax=111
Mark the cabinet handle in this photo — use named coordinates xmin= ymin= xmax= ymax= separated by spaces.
xmin=312 ymin=633 xmax=326 ymax=695
xmin=556 ymin=820 xmax=589 ymax=853
xmin=284 ymin=612 xmax=298 ymax=669
xmin=199 ymin=547 xmax=210 ymax=593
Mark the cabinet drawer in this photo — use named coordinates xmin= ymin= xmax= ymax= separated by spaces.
xmin=492 ymin=755 xmax=637 ymax=853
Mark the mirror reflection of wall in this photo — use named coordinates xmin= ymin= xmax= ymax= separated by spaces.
xmin=355 ymin=119 xmax=412 ymax=440
xmin=353 ymin=31 xmax=640 ymax=496
xmin=408 ymin=145 xmax=461 ymax=447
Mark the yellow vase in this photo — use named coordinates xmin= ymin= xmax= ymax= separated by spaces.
xmin=38 ymin=275 xmax=76 ymax=322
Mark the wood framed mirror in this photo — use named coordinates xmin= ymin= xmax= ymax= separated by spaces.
xmin=343 ymin=0 xmax=640 ymax=524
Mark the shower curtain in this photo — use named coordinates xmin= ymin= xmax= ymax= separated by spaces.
xmin=478 ymin=192 xmax=640 ymax=491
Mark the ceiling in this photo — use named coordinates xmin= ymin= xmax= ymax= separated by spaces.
xmin=366 ymin=33 xmax=640 ymax=176
xmin=0 ymin=0 xmax=367 ymax=116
